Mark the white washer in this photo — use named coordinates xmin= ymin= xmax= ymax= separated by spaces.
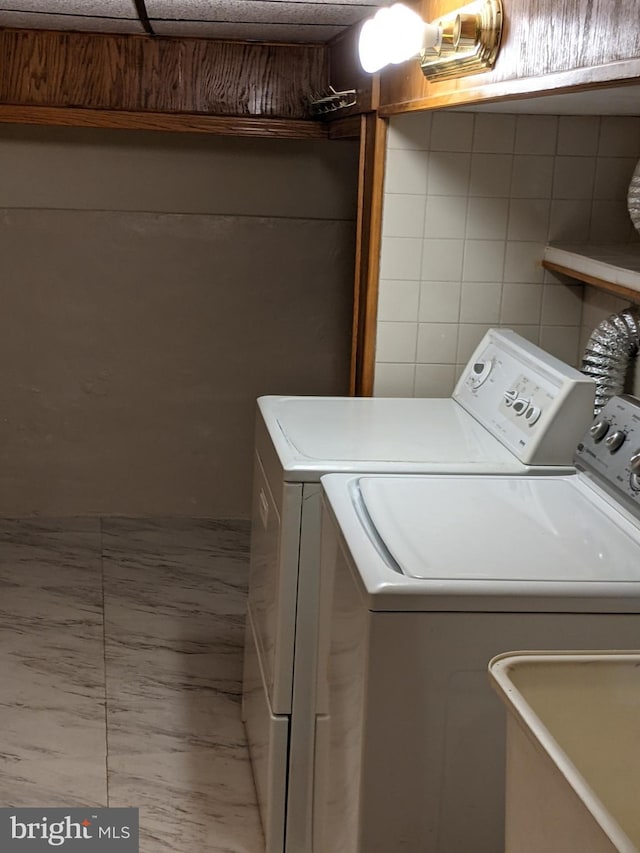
xmin=316 ymin=394 xmax=640 ymax=853
xmin=241 ymin=329 xmax=594 ymax=853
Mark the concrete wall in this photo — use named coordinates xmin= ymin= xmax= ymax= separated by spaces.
xmin=0 ymin=125 xmax=358 ymax=518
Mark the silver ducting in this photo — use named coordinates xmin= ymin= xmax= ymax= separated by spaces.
xmin=581 ymin=307 xmax=640 ymax=414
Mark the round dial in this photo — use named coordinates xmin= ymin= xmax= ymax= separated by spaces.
xmin=589 ymin=420 xmax=610 ymax=442
xmin=604 ymin=430 xmax=626 ymax=453
xmin=629 ymin=451 xmax=640 ymax=492
xmin=470 ymin=359 xmax=493 ymax=389
xmin=512 ymin=398 xmax=530 ymax=416
xmin=525 ymin=405 xmax=542 ymax=426
xmin=629 ymin=451 xmax=640 ymax=475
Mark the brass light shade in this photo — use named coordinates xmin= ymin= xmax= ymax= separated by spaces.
xmin=420 ymin=0 xmax=503 ymax=81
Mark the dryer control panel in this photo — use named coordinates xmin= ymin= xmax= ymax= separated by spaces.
xmin=453 ymin=328 xmax=595 ymax=465
xmin=575 ymin=394 xmax=640 ymax=514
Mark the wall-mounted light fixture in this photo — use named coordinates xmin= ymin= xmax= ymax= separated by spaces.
xmin=358 ymin=0 xmax=503 ymax=81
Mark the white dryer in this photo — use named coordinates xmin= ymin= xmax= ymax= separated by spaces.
xmin=316 ymin=394 xmax=640 ymax=853
xmin=241 ymin=329 xmax=594 ymax=853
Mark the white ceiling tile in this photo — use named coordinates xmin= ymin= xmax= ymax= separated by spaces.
xmin=0 ymin=0 xmax=138 ymax=14
xmin=150 ymin=0 xmax=370 ymax=25
xmin=147 ymin=0 xmax=378 ymax=16
xmin=0 ymin=0 xmax=383 ymax=43
xmin=0 ymin=11 xmax=145 ymax=32
xmin=151 ymin=18 xmax=345 ymax=41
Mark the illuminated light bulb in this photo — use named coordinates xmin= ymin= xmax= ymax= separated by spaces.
xmin=358 ymin=14 xmax=388 ymax=73
xmin=386 ymin=3 xmax=426 ymax=64
xmin=358 ymin=3 xmax=442 ymax=73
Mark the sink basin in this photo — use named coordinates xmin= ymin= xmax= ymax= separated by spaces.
xmin=489 ymin=651 xmax=640 ymax=853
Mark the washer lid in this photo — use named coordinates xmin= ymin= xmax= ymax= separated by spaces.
xmin=261 ymin=396 xmax=526 ymax=474
xmin=359 ymin=476 xmax=640 ymax=583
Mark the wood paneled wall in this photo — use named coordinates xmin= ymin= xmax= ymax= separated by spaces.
xmin=0 ymin=28 xmax=330 ymax=133
xmin=380 ymin=0 xmax=640 ymax=113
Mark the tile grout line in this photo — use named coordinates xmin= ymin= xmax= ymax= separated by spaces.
xmin=99 ymin=516 xmax=111 ymax=808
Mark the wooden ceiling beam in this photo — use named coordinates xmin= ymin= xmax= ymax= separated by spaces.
xmin=0 ymin=27 xmax=330 ymax=127
xmin=0 ymin=104 xmax=329 ymax=138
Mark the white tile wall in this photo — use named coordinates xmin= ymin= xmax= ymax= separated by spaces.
xmin=431 ymin=112 xmax=474 ymax=151
xmin=557 ymin=116 xmax=599 ymax=156
xmin=375 ymin=112 xmax=640 ymax=397
xmin=514 ymin=115 xmax=557 ymax=155
xmin=419 ymin=281 xmax=460 ymax=322
xmin=377 ymin=280 xmax=420 ymax=321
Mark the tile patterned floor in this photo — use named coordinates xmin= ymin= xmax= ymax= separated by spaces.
xmin=0 ymin=518 xmax=264 ymax=852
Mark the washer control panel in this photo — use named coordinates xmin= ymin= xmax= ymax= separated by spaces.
xmin=499 ymin=374 xmax=553 ymax=428
xmin=575 ymin=394 xmax=640 ymax=511
xmin=453 ymin=329 xmax=595 ymax=465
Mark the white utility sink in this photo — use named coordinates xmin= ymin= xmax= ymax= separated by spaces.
xmin=489 ymin=651 xmax=640 ymax=853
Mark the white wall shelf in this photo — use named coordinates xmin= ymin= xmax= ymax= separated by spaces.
xmin=543 ymin=244 xmax=640 ymax=303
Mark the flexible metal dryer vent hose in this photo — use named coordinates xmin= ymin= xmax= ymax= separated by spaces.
xmin=581 ymin=307 xmax=640 ymax=414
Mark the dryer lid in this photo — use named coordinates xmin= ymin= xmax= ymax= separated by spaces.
xmin=263 ymin=396 xmax=522 ymax=470
xmin=358 ymin=475 xmax=640 ymax=583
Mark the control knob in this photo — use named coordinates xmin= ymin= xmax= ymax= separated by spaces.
xmin=604 ymin=430 xmax=626 ymax=453
xmin=629 ymin=451 xmax=640 ymax=492
xmin=512 ymin=398 xmax=530 ymax=416
xmin=470 ymin=360 xmax=493 ymax=388
xmin=630 ymin=451 xmax=640 ymax=474
xmin=525 ymin=405 xmax=542 ymax=425
xmin=503 ymin=389 xmax=518 ymax=407
xmin=589 ymin=420 xmax=610 ymax=442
